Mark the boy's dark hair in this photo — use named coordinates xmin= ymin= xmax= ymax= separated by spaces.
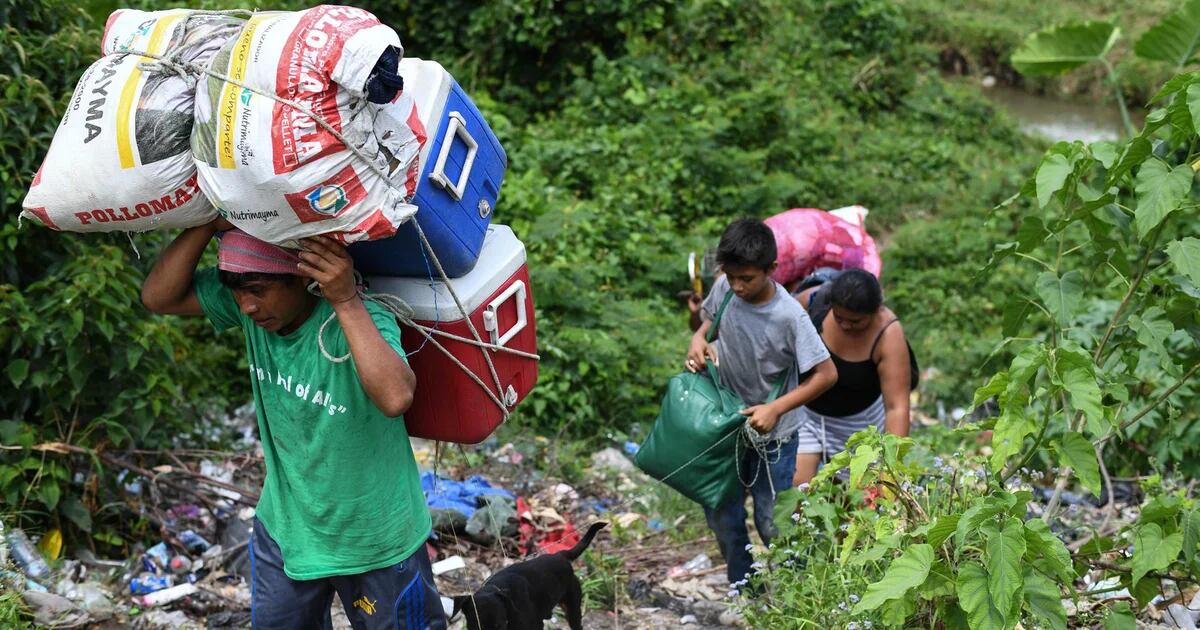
xmin=829 ymin=268 xmax=882 ymax=313
xmin=218 ymin=270 xmax=301 ymax=290
xmin=716 ymin=218 xmax=777 ymax=270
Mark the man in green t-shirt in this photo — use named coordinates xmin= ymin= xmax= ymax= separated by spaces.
xmin=141 ymin=218 xmax=445 ymax=629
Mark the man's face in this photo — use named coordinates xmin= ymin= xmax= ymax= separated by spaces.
xmin=230 ymin=277 xmax=313 ymax=334
xmin=722 ymin=264 xmax=775 ymax=304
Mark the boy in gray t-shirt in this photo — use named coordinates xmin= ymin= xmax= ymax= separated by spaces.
xmin=685 ymin=218 xmax=837 ymax=588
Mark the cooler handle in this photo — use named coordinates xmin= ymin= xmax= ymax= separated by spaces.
xmin=429 ymin=111 xmax=478 ymax=202
xmin=483 ymin=280 xmax=527 ymax=348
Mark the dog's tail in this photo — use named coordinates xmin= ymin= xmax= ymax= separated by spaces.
xmin=562 ymin=521 xmax=607 ymax=561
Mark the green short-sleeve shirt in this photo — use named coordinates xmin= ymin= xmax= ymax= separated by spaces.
xmin=193 ymin=268 xmax=430 ymax=580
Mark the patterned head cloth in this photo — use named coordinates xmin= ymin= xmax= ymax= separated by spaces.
xmin=217 ymin=229 xmax=302 ymax=276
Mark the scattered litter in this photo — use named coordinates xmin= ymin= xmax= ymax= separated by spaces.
xmin=591 ymin=447 xmax=636 ymax=473
xmin=624 ymin=441 xmax=640 ymax=455
xmin=7 ymin=528 xmax=52 ymax=579
xmin=669 ymin=553 xmax=712 ymax=578
xmin=179 ymin=530 xmax=212 ymax=553
xmin=491 ymin=442 xmax=525 ymax=464
xmin=1167 ymin=603 xmax=1198 ymax=629
xmin=23 ymin=590 xmax=88 ymax=628
xmin=466 ymin=494 xmax=519 ymax=544
xmin=680 ymin=614 xmax=698 ymax=624
xmin=136 ymin=582 xmax=198 ymax=608
xmin=55 ymin=578 xmax=114 ymax=619
xmin=131 ymin=575 xmax=173 ymax=595
xmin=169 ymin=555 xmax=193 ymax=574
xmin=422 ymin=472 xmax=514 ymax=519
xmin=431 ymin=556 xmax=466 ymax=576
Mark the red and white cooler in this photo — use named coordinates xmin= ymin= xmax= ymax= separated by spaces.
xmin=367 ymin=224 xmax=537 ymax=443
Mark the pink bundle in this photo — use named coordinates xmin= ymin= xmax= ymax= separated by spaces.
xmin=765 ymin=206 xmax=882 ymax=286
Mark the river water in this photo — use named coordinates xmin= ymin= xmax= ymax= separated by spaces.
xmin=980 ymin=84 xmax=1134 ymax=144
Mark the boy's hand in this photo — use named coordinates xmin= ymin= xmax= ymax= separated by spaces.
xmin=686 ymin=337 xmax=717 ymax=372
xmin=741 ymin=404 xmax=780 ymax=434
xmin=297 ymin=236 xmax=357 ymax=304
xmin=209 ymin=216 xmax=235 ymax=232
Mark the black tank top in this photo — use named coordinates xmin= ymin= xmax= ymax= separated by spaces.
xmin=804 ymin=287 xmax=917 ymax=417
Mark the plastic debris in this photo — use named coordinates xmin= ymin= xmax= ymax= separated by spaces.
xmin=680 ymin=614 xmax=699 ymax=625
xmin=422 ymin=472 xmax=514 ymax=518
xmin=466 ymin=495 xmax=519 ymax=544
xmin=179 ymin=530 xmax=211 ymax=553
xmin=491 ymin=443 xmax=525 ymax=464
xmin=136 ymin=582 xmax=198 ymax=607
xmin=73 ymin=548 xmax=125 ymax=570
xmin=590 ymin=447 xmax=636 ymax=473
xmin=169 ymin=555 xmax=192 ymax=574
xmin=7 ymin=528 xmax=51 ymax=579
xmin=56 ymin=579 xmax=114 ymax=619
xmin=431 ymin=556 xmax=466 ymax=576
xmin=23 ymin=590 xmax=88 ymax=628
xmin=130 ymin=575 xmax=172 ymax=594
xmin=668 ymin=553 xmax=712 ymax=578
xmin=624 ymin=441 xmax=640 ymax=455
xmin=145 ymin=542 xmax=171 ymax=572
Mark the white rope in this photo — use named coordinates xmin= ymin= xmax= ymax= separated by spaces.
xmin=120 ymin=24 xmax=521 ymax=416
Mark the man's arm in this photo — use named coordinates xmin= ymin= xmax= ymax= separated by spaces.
xmin=875 ymin=324 xmax=912 ymax=437
xmin=742 ymin=357 xmax=837 ymax=434
xmin=297 ymin=236 xmax=416 ymax=417
xmin=142 ymin=220 xmax=226 ymax=315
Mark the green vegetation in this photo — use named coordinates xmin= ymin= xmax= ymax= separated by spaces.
xmin=902 ymin=0 xmax=1175 ymax=101
xmin=2 ymin=6 xmax=1199 ymax=630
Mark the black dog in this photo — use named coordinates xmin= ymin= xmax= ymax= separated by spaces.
xmin=452 ymin=521 xmax=607 ymax=630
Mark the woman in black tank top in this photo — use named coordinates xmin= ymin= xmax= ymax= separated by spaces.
xmin=793 ymin=269 xmax=915 ymax=486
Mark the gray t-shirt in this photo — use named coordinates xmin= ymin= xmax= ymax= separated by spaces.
xmin=701 ymin=274 xmax=830 ymax=441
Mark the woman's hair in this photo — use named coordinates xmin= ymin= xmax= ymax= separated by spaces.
xmin=828 ymin=268 xmax=882 ymax=313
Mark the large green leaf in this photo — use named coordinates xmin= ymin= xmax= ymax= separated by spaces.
xmin=1053 ymin=346 xmax=1105 ymax=433
xmin=1128 ymin=306 xmax=1177 ymax=365
xmin=849 ymin=443 xmax=880 ymax=488
xmin=928 ymin=513 xmax=962 ymax=549
xmin=974 ymin=372 xmax=1009 ymax=410
xmin=1132 ymin=522 xmax=1184 ymax=585
xmin=1035 ymin=153 xmax=1073 ymax=208
xmin=1023 ymin=568 xmax=1067 ymax=630
xmin=60 ymin=495 xmax=92 ymax=533
xmin=1104 ymin=601 xmax=1137 ymax=630
xmin=983 ymin=518 xmax=1026 ymax=617
xmin=1167 ymin=237 xmax=1200 ymax=285
xmin=1134 ymin=159 xmax=1193 ymax=240
xmin=991 ymin=409 xmax=1036 ymax=472
xmin=1188 ymin=83 xmax=1200 ymax=134
xmin=1036 ymin=270 xmax=1084 ymax=328
xmin=1024 ymin=520 xmax=1075 ymax=582
xmin=1183 ymin=509 xmax=1200 ymax=566
xmin=1012 ymin=22 xmax=1120 ymax=76
xmin=1105 ymin=137 xmax=1152 ymax=187
xmin=1057 ymin=432 xmax=1101 ymax=496
xmin=6 ymin=359 xmax=30 ymax=387
xmin=853 ymin=543 xmax=933 ymax=613
xmin=956 ymin=562 xmax=1011 ymax=630
xmin=1135 ymin=0 xmax=1200 ymax=69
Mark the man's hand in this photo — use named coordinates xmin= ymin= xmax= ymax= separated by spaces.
xmin=210 ymin=216 xmax=235 ymax=232
xmin=297 ymin=236 xmax=357 ymax=304
xmin=741 ymin=403 xmax=781 ymax=434
xmin=686 ymin=336 xmax=717 ymax=372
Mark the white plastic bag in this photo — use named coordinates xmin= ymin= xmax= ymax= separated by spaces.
xmin=191 ymin=5 xmax=425 ymax=246
xmin=22 ymin=10 xmax=241 ymax=232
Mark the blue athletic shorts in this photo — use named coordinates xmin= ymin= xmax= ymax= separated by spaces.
xmin=249 ymin=518 xmax=447 ymax=630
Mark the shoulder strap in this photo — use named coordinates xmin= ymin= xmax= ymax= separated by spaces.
xmin=869 ymin=318 xmax=900 ymax=361
xmin=705 ymin=290 xmax=736 ymax=343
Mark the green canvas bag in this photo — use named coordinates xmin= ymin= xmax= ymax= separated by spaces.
xmin=635 ymin=291 xmax=786 ymax=510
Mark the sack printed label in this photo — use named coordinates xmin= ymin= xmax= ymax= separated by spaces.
xmin=271 ymin=5 xmax=379 ymax=174
xmin=72 ymin=173 xmax=201 ymax=226
xmin=284 ymin=165 xmax=367 ymax=223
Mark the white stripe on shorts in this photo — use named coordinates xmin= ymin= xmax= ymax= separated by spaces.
xmin=796 ymin=396 xmax=886 ymax=459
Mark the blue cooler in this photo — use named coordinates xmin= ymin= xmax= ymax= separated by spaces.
xmin=350 ymin=58 xmax=506 ymax=277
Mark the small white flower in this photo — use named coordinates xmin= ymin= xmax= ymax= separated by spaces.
xmin=744 ymin=543 xmax=754 ymax=552
xmin=849 ymin=594 xmax=860 ymax=603
xmin=847 ymin=623 xmax=860 ymax=630
xmin=791 ymin=513 xmax=801 ymax=522
xmin=751 ymin=562 xmax=764 ymax=570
